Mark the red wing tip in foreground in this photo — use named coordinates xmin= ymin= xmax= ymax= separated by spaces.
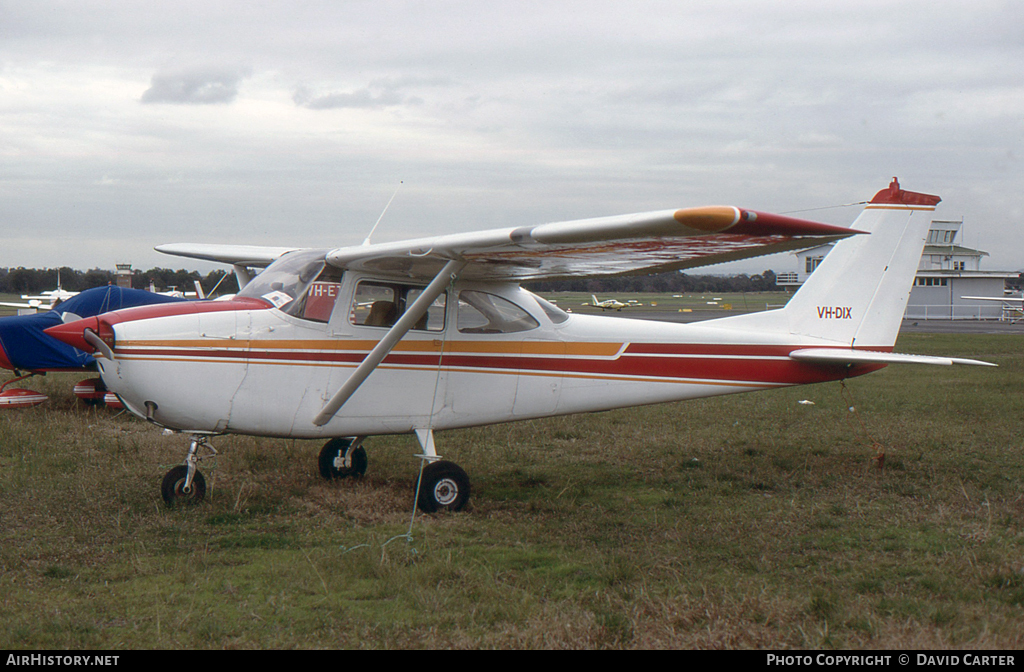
xmin=670 ymin=205 xmax=863 ymax=238
xmin=672 ymin=206 xmax=864 ymax=237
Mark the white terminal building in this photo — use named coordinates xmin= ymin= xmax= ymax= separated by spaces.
xmin=777 ymin=219 xmax=1018 ymax=320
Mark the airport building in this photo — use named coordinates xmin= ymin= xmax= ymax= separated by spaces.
xmin=778 ymin=219 xmax=1018 ymax=320
xmin=115 ymin=263 xmax=133 ymax=289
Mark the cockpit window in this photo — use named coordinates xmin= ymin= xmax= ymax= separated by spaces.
xmin=237 ymin=249 xmax=328 ymax=313
xmin=457 ymin=291 xmax=539 ymax=334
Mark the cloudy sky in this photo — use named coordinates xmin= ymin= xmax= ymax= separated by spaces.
xmin=2 ymin=1 xmax=1022 ymax=276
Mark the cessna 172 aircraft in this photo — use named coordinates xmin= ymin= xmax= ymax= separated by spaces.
xmin=45 ymin=179 xmax=992 ymax=511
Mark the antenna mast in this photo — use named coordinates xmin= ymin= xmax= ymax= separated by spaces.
xmin=362 ymin=181 xmax=403 ymax=246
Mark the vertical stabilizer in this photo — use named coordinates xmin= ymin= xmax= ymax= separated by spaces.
xmin=711 ymin=179 xmax=941 ymax=349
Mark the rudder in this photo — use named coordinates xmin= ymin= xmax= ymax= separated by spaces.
xmin=711 ymin=178 xmax=940 ymax=349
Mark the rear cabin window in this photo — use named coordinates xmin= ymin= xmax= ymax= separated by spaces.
xmin=457 ymin=291 xmax=540 ymax=334
xmin=531 ymin=294 xmax=570 ymax=324
xmin=349 ymin=280 xmax=446 ymax=331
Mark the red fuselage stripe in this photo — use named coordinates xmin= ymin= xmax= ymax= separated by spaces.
xmin=113 ymin=344 xmax=882 ymax=385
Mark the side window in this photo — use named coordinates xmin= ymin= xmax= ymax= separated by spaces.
xmin=458 ymin=291 xmax=540 ymax=334
xmin=350 ymin=281 xmax=446 ymax=331
xmin=405 ymin=288 xmax=447 ymax=332
xmin=351 ymin=283 xmax=398 ymax=327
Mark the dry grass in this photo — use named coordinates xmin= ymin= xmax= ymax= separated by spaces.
xmin=0 ymin=332 xmax=1022 ymax=649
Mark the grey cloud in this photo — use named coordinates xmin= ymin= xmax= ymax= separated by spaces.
xmin=141 ymin=67 xmax=251 ymax=105
xmin=294 ymin=87 xmax=405 ymax=110
xmin=292 ymin=76 xmax=451 ymax=110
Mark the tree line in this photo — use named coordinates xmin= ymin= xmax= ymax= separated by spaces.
xmin=525 ymin=270 xmax=781 ymax=294
xmin=0 ymin=267 xmax=233 ymax=295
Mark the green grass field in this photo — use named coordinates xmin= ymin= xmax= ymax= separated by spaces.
xmin=0 ymin=332 xmax=1022 ymax=649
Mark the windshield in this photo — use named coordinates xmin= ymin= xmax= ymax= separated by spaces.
xmin=237 ymin=249 xmax=328 ymax=311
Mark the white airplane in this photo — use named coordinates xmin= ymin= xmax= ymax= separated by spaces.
xmin=148 ymin=280 xmax=209 ymax=300
xmin=45 ymin=178 xmax=993 ymax=512
xmin=961 ymin=294 xmax=1023 ymax=322
xmin=585 ymin=295 xmax=628 ymax=311
xmin=0 ymin=271 xmax=79 ymax=312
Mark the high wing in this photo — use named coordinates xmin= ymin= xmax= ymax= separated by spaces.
xmin=153 ymin=243 xmax=299 ymax=266
xmin=0 ymin=300 xmax=48 ymax=310
xmin=154 ymin=243 xmax=302 ymax=290
xmin=0 ymin=292 xmax=79 ymax=311
xmin=961 ymin=295 xmax=1024 ymax=304
xmin=324 ymin=206 xmax=860 ymax=282
xmin=156 ymin=206 xmax=858 ymax=283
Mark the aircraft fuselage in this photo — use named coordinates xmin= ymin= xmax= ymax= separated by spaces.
xmin=85 ymin=276 xmax=876 ymax=439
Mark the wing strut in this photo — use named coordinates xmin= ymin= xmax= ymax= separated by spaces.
xmin=313 ymin=258 xmax=466 ymax=427
xmin=232 ymin=264 xmax=253 ymax=291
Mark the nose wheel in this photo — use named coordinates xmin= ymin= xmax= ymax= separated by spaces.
xmin=318 ymin=437 xmax=368 ymax=479
xmin=161 ymin=435 xmax=217 ymax=506
xmin=161 ymin=465 xmax=207 ymax=505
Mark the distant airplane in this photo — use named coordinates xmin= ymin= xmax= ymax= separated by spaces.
xmin=0 ymin=287 xmax=185 ymax=407
xmin=149 ymin=280 xmax=208 ymax=300
xmin=585 ymin=295 xmax=628 ymax=311
xmin=46 ymin=178 xmax=993 ymax=512
xmin=961 ymin=294 xmax=1024 ymax=322
xmin=0 ymin=271 xmax=79 ymax=312
xmin=961 ymin=294 xmax=1023 ymax=305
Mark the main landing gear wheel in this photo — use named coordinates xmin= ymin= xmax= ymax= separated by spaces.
xmin=318 ymin=438 xmax=368 ymax=480
xmin=161 ymin=465 xmax=207 ymax=506
xmin=417 ymin=460 xmax=470 ymax=513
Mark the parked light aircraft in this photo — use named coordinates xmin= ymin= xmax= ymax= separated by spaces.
xmin=0 ymin=271 xmax=79 ymax=312
xmin=0 ymin=287 xmax=184 ymax=407
xmin=45 ymin=179 xmax=993 ymax=511
xmin=585 ymin=295 xmax=629 ymax=311
xmin=961 ymin=294 xmax=1024 ymax=322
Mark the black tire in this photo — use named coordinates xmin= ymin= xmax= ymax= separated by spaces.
xmin=318 ymin=438 xmax=368 ymax=480
xmin=161 ymin=465 xmax=206 ymax=506
xmin=417 ymin=460 xmax=470 ymax=513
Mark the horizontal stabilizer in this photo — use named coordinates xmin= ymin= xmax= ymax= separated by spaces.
xmin=789 ymin=348 xmax=995 ymax=367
